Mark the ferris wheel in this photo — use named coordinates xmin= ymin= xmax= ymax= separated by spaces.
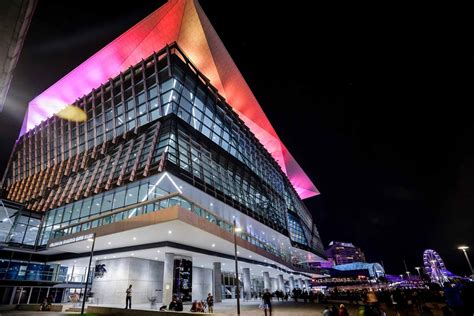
xmin=423 ymin=249 xmax=449 ymax=285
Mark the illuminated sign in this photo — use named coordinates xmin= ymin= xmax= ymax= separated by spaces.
xmin=49 ymin=233 xmax=94 ymax=248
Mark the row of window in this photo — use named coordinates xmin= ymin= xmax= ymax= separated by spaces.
xmin=287 ymin=212 xmax=308 ymax=246
xmin=10 ymin=56 xmax=302 ymax=224
xmin=164 ymin=122 xmax=287 ymax=232
xmin=39 ymin=172 xmax=170 ymax=245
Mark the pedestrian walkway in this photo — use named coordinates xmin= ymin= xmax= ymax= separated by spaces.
xmin=6 ymin=300 xmax=440 ymax=316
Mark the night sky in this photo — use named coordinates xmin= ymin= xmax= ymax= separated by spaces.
xmin=1 ymin=1 xmax=472 ymax=275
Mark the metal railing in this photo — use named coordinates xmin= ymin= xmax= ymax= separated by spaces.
xmin=0 ymin=268 xmax=67 ymax=282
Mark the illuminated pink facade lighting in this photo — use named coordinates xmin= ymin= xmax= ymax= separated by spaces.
xmin=21 ymin=0 xmax=319 ymax=199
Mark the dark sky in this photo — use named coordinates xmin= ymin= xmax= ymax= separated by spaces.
xmin=1 ymin=1 xmax=472 ymax=275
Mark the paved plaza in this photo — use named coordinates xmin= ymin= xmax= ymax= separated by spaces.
xmin=1 ymin=300 xmax=440 ymax=316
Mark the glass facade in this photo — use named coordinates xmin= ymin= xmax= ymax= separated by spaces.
xmin=3 ymin=45 xmax=323 ymax=257
xmin=0 ymin=259 xmax=67 ymax=282
xmin=287 ymin=212 xmax=308 ymax=246
xmin=42 ymin=172 xmax=294 ymax=263
xmin=0 ymin=200 xmax=41 ymax=248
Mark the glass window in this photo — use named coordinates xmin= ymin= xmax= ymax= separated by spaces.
xmin=138 ymin=182 xmax=149 ymax=202
xmin=71 ymin=202 xmax=82 ymax=220
xmin=125 ymin=98 xmax=134 ymax=111
xmin=126 ymin=110 xmax=135 ymax=121
xmin=79 ymin=199 xmax=91 ymax=219
xmin=148 ymin=85 xmax=158 ymax=99
xmin=101 ymin=192 xmax=114 ymax=213
xmin=113 ymin=187 xmax=126 ymax=209
xmin=52 ymin=208 xmax=64 ymax=224
xmin=90 ymin=194 xmax=103 ymax=215
xmin=62 ymin=206 xmax=71 ymax=222
xmin=137 ymin=92 xmax=146 ymax=105
xmin=125 ymin=184 xmax=139 ymax=206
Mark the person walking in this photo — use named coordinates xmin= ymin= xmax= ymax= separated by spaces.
xmin=125 ymin=284 xmax=132 ymax=309
xmin=339 ymin=303 xmax=349 ymax=316
xmin=207 ymin=293 xmax=214 ymax=313
xmin=323 ymin=306 xmax=332 ymax=316
xmin=262 ymin=289 xmax=272 ymax=316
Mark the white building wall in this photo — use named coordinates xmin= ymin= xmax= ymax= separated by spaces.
xmin=91 ymin=257 xmax=164 ymax=305
xmin=192 ymin=267 xmax=212 ymax=301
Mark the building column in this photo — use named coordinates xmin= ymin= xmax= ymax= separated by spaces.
xmin=296 ymin=278 xmax=302 ymax=289
xmin=163 ymin=253 xmax=174 ymax=305
xmin=270 ymin=278 xmax=278 ymax=292
xmin=304 ymin=279 xmax=310 ymax=291
xmin=213 ymin=262 xmax=222 ymax=303
xmin=263 ymin=272 xmax=271 ymax=291
xmin=278 ymin=274 xmax=285 ymax=291
xmin=289 ymin=276 xmax=295 ymax=292
xmin=242 ymin=268 xmax=251 ymax=300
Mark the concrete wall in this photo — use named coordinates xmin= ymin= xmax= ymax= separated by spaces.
xmin=192 ymin=267 xmax=212 ymax=301
xmin=92 ymin=257 xmax=164 ymax=305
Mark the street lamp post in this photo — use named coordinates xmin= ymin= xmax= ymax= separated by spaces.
xmin=81 ymin=234 xmax=96 ymax=315
xmin=458 ymin=246 xmax=474 ymax=276
xmin=406 ymin=271 xmax=411 ymax=281
xmin=415 ymin=267 xmax=421 ymax=277
xmin=233 ymin=220 xmax=242 ymax=316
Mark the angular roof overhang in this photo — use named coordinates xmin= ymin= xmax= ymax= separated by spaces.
xmin=21 ymin=0 xmax=319 ymax=199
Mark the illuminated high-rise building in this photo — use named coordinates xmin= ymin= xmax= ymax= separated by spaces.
xmin=326 ymin=241 xmax=366 ymax=265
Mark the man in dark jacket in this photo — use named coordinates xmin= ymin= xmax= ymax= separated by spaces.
xmin=207 ymin=293 xmax=214 ymax=313
xmin=262 ymin=289 xmax=272 ymax=316
xmin=125 ymin=284 xmax=132 ymax=309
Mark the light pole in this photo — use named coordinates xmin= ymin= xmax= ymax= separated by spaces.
xmin=81 ymin=234 xmax=96 ymax=315
xmin=458 ymin=246 xmax=474 ymax=276
xmin=406 ymin=271 xmax=411 ymax=281
xmin=415 ymin=267 xmax=421 ymax=277
xmin=233 ymin=220 xmax=242 ymax=316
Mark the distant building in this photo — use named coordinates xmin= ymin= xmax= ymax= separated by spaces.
xmin=326 ymin=241 xmax=366 ymax=265
xmin=333 ymin=262 xmax=385 ymax=278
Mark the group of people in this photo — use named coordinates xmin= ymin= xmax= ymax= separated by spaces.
xmin=39 ymin=295 xmax=54 ymax=311
xmin=323 ymin=304 xmax=350 ymax=316
xmin=125 ymin=285 xmax=215 ymax=313
xmin=122 ymin=279 xmax=474 ymax=315
xmin=317 ymin=280 xmax=474 ymax=316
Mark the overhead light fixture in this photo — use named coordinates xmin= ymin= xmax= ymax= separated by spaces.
xmin=168 ymin=230 xmax=172 ymax=234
